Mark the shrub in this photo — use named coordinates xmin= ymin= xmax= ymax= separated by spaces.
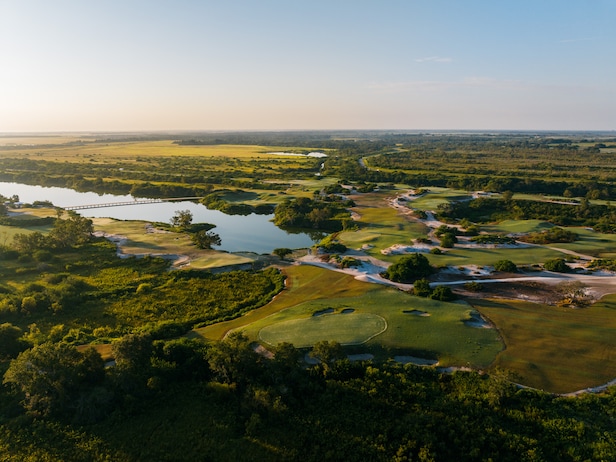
xmin=429 ymin=286 xmax=456 ymax=301
xmin=412 ymin=278 xmax=432 ymax=297
xmin=383 ymin=253 xmax=434 ymax=283
xmin=494 ymin=260 xmax=517 ymax=272
xmin=544 ymin=258 xmax=570 ymax=273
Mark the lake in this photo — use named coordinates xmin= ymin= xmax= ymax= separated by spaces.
xmin=0 ymin=182 xmax=320 ymax=253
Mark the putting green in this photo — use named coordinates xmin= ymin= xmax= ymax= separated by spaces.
xmin=258 ymin=312 xmax=387 ymax=347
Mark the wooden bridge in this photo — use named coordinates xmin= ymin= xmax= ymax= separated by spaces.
xmin=64 ymin=197 xmax=202 ymax=211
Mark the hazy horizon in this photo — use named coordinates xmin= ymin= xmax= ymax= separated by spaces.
xmin=1 ymin=1 xmax=615 ymax=132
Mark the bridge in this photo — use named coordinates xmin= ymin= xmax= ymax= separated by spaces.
xmin=64 ymin=197 xmax=203 ymax=211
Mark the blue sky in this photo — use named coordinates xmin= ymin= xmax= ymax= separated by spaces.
xmin=1 ymin=0 xmax=614 ymax=131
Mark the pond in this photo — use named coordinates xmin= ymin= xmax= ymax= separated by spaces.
xmin=0 ymin=182 xmax=321 ymax=253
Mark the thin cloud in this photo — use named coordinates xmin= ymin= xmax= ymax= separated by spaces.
xmin=415 ymin=56 xmax=453 ymax=63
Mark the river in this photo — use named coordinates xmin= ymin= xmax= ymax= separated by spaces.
xmin=0 ymin=182 xmax=320 ymax=253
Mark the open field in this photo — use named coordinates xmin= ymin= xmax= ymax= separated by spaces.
xmin=470 ymin=296 xmax=616 ymax=393
xmin=0 ymin=140 xmax=326 ymax=162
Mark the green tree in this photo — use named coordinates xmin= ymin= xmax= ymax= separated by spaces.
xmin=3 ymin=342 xmax=105 ymax=418
xmin=0 ymin=323 xmax=29 ymax=360
xmin=544 ymin=258 xmax=570 ymax=273
xmin=384 ymin=253 xmax=434 ymax=283
xmin=494 ymin=259 xmax=517 ymax=272
xmin=170 ymin=209 xmax=193 ymax=229
xmin=412 ymin=278 xmax=432 ymax=297
xmin=207 ymin=332 xmax=261 ymax=389
xmin=191 ymin=230 xmax=221 ymax=249
xmin=273 ymin=248 xmax=293 ymax=260
xmin=47 ymin=212 xmax=93 ymax=248
xmin=429 ymin=285 xmax=455 ymax=301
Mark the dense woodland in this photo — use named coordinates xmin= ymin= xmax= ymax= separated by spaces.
xmin=1 ymin=132 xmax=616 ymax=460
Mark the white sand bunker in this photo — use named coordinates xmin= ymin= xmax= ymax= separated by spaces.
xmin=394 ymin=356 xmax=439 ymax=366
xmin=381 ymin=244 xmax=432 ymax=255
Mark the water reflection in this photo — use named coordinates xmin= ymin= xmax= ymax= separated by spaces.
xmin=0 ymin=182 xmax=319 ymax=253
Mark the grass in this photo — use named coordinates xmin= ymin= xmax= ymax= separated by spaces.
xmin=543 ymin=227 xmax=616 ymax=258
xmin=408 ymin=188 xmax=472 ymax=211
xmin=91 ymin=218 xmax=253 ymax=269
xmin=340 ymin=196 xmax=430 ymax=259
xmin=231 ymin=266 xmax=502 ymax=368
xmin=426 ymin=245 xmax=567 ymax=268
xmin=258 ymin=312 xmax=387 ymax=347
xmin=192 ymin=265 xmax=369 ymax=341
xmin=482 ymin=220 xmax=554 ymax=234
xmin=0 ymin=141 xmax=326 ymax=162
xmin=470 ymin=296 xmax=616 ymax=393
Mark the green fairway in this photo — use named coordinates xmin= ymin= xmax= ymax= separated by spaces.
xmin=544 ymin=227 xmax=616 ymax=258
xmin=258 ymin=312 xmax=387 ymax=347
xmin=426 ymin=244 xmax=567 ymax=267
xmin=407 ymin=188 xmax=472 ymax=211
xmin=238 ymin=268 xmax=502 ymax=368
xmin=471 ymin=296 xmax=616 ymax=393
xmin=339 ymin=204 xmax=429 ymax=258
xmin=482 ymin=219 xmax=554 ymax=234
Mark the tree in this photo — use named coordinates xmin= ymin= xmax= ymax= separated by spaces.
xmin=412 ymin=278 xmax=432 ymax=297
xmin=191 ymin=230 xmax=221 ymax=249
xmin=384 ymin=253 xmax=434 ymax=283
xmin=3 ymin=342 xmax=104 ymax=418
xmin=429 ymin=285 xmax=455 ymax=301
xmin=273 ymin=248 xmax=293 ymax=260
xmin=170 ymin=209 xmax=193 ymax=229
xmin=494 ymin=259 xmax=517 ymax=272
xmin=309 ymin=340 xmax=345 ymax=369
xmin=207 ymin=332 xmax=261 ymax=389
xmin=544 ymin=258 xmax=570 ymax=273
xmin=0 ymin=323 xmax=29 ymax=360
xmin=47 ymin=211 xmax=93 ymax=248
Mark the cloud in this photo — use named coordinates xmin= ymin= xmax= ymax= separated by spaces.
xmin=415 ymin=56 xmax=453 ymax=63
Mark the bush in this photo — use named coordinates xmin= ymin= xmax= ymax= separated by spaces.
xmin=383 ymin=253 xmax=434 ymax=283
xmin=429 ymin=286 xmax=455 ymax=301
xmin=544 ymin=258 xmax=570 ymax=273
xmin=494 ymin=260 xmax=517 ymax=272
xmin=412 ymin=278 xmax=432 ymax=297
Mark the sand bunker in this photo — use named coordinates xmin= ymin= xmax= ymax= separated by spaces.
xmin=463 ymin=311 xmax=492 ymax=328
xmin=312 ymin=308 xmax=334 ymax=317
xmin=403 ymin=309 xmax=431 ymax=317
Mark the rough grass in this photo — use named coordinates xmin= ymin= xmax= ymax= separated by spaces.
xmin=470 ymin=296 xmax=616 ymax=393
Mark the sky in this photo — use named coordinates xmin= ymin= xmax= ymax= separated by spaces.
xmin=1 ymin=0 xmax=615 ymax=132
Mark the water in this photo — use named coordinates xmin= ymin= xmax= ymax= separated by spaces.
xmin=0 ymin=182 xmax=319 ymax=253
